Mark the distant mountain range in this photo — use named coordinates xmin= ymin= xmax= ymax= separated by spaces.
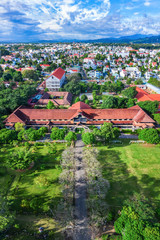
xmin=83 ymin=34 xmax=160 ymax=44
xmin=37 ymin=34 xmax=160 ymax=44
xmin=2 ymin=34 xmax=160 ymax=44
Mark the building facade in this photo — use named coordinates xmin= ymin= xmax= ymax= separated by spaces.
xmin=46 ymin=67 xmax=65 ymax=91
xmin=5 ymin=102 xmax=155 ymax=130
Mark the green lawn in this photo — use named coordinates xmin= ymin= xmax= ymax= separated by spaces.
xmin=97 ymin=140 xmax=160 ymax=208
xmin=0 ymin=142 xmax=66 ymax=239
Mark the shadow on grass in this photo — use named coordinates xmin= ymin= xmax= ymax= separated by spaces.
xmin=98 ymin=149 xmax=160 ymax=208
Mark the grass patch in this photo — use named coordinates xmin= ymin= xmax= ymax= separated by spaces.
xmin=97 ymin=140 xmax=160 ymax=207
xmin=0 ymin=142 xmax=66 ymax=238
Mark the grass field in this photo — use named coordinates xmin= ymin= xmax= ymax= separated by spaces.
xmin=0 ymin=142 xmax=66 ymax=239
xmin=97 ymin=140 xmax=160 ymax=208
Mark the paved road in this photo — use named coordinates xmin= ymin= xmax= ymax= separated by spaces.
xmin=73 ymin=135 xmax=91 ymax=240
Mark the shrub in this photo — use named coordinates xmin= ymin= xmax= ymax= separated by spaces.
xmin=6 ymin=149 xmax=35 ymax=170
xmin=138 ymin=128 xmax=160 ymax=144
xmin=34 ymin=175 xmax=49 ymax=187
xmin=82 ymin=132 xmax=95 ymax=145
xmin=50 ymin=127 xmax=66 ymax=140
xmin=0 ymin=129 xmax=18 ymax=144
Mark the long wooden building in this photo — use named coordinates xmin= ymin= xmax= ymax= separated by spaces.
xmin=5 ymin=102 xmax=155 ymax=130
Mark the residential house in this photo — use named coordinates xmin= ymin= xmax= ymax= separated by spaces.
xmin=46 ymin=67 xmax=65 ymax=91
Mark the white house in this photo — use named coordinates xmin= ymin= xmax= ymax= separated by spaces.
xmin=120 ymin=69 xmax=127 ymax=78
xmin=46 ymin=67 xmax=65 ymax=91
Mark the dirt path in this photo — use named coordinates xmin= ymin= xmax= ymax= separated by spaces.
xmin=73 ymin=135 xmax=91 ymax=240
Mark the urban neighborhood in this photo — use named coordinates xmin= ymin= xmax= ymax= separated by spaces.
xmin=0 ymin=42 xmax=160 ymax=240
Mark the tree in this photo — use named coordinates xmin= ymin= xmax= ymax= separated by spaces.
xmin=148 ymin=77 xmax=160 ymax=88
xmin=81 ymin=94 xmax=88 ymax=102
xmin=0 ymin=49 xmax=10 ymax=56
xmin=101 ymin=96 xmax=118 ymax=109
xmin=137 ymin=101 xmax=159 ymax=115
xmin=0 ymin=197 xmax=15 ymax=232
xmin=13 ymin=71 xmax=23 ymax=82
xmin=75 ymin=97 xmax=80 ymax=103
xmin=85 ymin=99 xmax=90 ymax=105
xmin=46 ymin=100 xmax=56 ymax=109
xmin=50 ymin=127 xmax=66 ymax=140
xmin=6 ymin=149 xmax=35 ymax=170
xmin=63 ymin=80 xmax=81 ymax=95
xmin=82 ymin=132 xmax=95 ymax=145
xmin=122 ymin=87 xmax=138 ymax=98
xmin=153 ymin=113 xmax=160 ymax=124
xmin=67 ymin=73 xmax=82 ymax=82
xmin=100 ymin=122 xmax=120 ymax=143
xmin=2 ymin=71 xmax=12 ymax=81
xmin=18 ymin=128 xmax=42 ymax=141
xmin=114 ymin=194 xmax=160 ymax=240
xmin=134 ymin=79 xmax=143 ymax=85
xmin=14 ymin=122 xmax=25 ymax=132
xmin=22 ymin=70 xmax=39 ymax=81
xmin=0 ymin=129 xmax=17 ymax=144
xmin=65 ymin=131 xmax=77 ymax=146
xmin=38 ymin=127 xmax=48 ymax=135
xmin=0 ymin=65 xmax=4 ymax=78
xmin=126 ymin=78 xmax=132 ymax=84
xmin=126 ymin=98 xmax=135 ymax=108
xmin=138 ymin=128 xmax=159 ymax=144
xmin=36 ymin=64 xmax=42 ymax=72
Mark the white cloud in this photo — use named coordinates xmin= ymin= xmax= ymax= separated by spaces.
xmin=0 ymin=6 xmax=7 ymax=13
xmin=144 ymin=1 xmax=151 ymax=6
xmin=1 ymin=0 xmax=160 ymax=41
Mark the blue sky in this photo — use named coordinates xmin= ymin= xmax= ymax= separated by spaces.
xmin=0 ymin=0 xmax=160 ymax=41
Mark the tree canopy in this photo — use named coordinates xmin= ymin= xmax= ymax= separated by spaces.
xmin=46 ymin=100 xmax=56 ymax=109
xmin=65 ymin=131 xmax=77 ymax=145
xmin=22 ymin=70 xmax=39 ymax=81
xmin=122 ymin=86 xmax=138 ymax=98
xmin=137 ymin=100 xmax=159 ymax=115
xmin=82 ymin=132 xmax=95 ymax=145
xmin=148 ymin=77 xmax=160 ymax=88
xmin=50 ymin=127 xmax=67 ymax=140
xmin=6 ymin=148 xmax=35 ymax=170
xmin=114 ymin=194 xmax=160 ymax=240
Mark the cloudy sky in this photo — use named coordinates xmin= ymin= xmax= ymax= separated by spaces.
xmin=0 ymin=0 xmax=160 ymax=41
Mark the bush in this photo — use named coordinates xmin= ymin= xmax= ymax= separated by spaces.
xmin=50 ymin=127 xmax=66 ymax=140
xmin=82 ymin=132 xmax=95 ymax=145
xmin=34 ymin=175 xmax=50 ymax=187
xmin=65 ymin=131 xmax=77 ymax=145
xmin=0 ymin=129 xmax=18 ymax=144
xmin=6 ymin=149 xmax=35 ymax=170
xmin=138 ymin=128 xmax=160 ymax=144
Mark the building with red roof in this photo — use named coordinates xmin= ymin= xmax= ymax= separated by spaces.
xmin=136 ymin=87 xmax=160 ymax=113
xmin=136 ymin=87 xmax=160 ymax=102
xmin=36 ymin=91 xmax=72 ymax=107
xmin=46 ymin=67 xmax=65 ymax=91
xmin=5 ymin=102 xmax=155 ymax=130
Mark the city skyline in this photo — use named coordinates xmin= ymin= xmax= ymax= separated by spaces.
xmin=0 ymin=0 xmax=160 ymax=41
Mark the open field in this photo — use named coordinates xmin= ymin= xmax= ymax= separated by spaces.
xmin=97 ymin=140 xmax=160 ymax=208
xmin=0 ymin=142 xmax=66 ymax=239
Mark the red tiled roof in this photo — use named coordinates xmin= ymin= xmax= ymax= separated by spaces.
xmin=37 ymin=91 xmax=72 ymax=106
xmin=69 ymin=101 xmax=92 ymax=110
xmin=5 ymin=104 xmax=155 ymax=127
xmin=51 ymin=67 xmax=65 ymax=80
xmin=136 ymin=87 xmax=160 ymax=102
